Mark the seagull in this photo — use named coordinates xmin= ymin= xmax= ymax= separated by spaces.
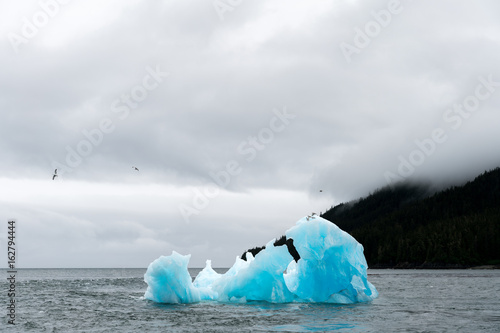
xmin=306 ymin=213 xmax=317 ymax=221
xmin=132 ymin=166 xmax=139 ymax=171
xmin=52 ymin=169 xmax=58 ymax=180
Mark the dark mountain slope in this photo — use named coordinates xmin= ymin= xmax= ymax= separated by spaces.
xmin=321 ymin=168 xmax=500 ymax=268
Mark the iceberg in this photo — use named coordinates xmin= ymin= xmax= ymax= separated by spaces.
xmin=144 ymin=216 xmax=378 ymax=304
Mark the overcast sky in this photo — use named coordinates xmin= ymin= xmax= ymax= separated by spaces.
xmin=1 ymin=0 xmax=499 ymax=268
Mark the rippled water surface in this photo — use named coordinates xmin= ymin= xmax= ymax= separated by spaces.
xmin=1 ymin=269 xmax=499 ymax=332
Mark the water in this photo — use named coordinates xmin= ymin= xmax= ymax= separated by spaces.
xmin=1 ymin=269 xmax=499 ymax=332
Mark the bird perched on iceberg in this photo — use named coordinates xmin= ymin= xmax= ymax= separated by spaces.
xmin=306 ymin=213 xmax=317 ymax=221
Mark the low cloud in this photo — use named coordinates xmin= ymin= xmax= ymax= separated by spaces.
xmin=1 ymin=0 xmax=499 ymax=267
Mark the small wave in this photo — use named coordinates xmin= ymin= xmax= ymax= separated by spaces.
xmin=129 ymin=295 xmax=144 ymax=301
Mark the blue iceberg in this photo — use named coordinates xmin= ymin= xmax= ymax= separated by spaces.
xmin=144 ymin=216 xmax=378 ymax=304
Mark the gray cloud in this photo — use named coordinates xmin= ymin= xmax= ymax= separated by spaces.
xmin=1 ymin=0 xmax=499 ymax=267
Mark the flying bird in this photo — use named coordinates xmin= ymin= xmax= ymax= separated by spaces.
xmin=52 ymin=169 xmax=58 ymax=180
xmin=319 ymin=190 xmax=323 ymax=192
xmin=132 ymin=166 xmax=139 ymax=171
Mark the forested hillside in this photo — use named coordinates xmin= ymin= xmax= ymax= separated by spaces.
xmin=321 ymin=168 xmax=500 ymax=268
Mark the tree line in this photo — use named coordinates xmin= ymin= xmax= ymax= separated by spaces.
xmin=321 ymin=167 xmax=500 ymax=268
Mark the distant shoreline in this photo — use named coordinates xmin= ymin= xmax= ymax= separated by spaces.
xmin=369 ymin=263 xmax=500 ymax=269
xmin=1 ymin=265 xmax=499 ymax=270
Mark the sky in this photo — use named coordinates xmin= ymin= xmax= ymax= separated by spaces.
xmin=1 ymin=0 xmax=499 ymax=268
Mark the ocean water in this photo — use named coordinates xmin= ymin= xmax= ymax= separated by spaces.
xmin=1 ymin=268 xmax=499 ymax=332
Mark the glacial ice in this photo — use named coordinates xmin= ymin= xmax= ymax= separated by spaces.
xmin=144 ymin=216 xmax=378 ymax=304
